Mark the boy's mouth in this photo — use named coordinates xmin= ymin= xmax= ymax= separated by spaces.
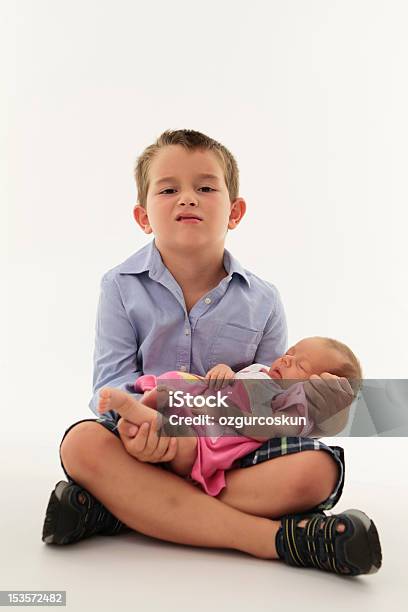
xmin=269 ymin=368 xmax=282 ymax=379
xmin=175 ymin=213 xmax=203 ymax=223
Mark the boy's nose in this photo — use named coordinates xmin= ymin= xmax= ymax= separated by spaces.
xmin=178 ymin=201 xmax=199 ymax=207
xmin=177 ymin=194 xmax=199 ymax=207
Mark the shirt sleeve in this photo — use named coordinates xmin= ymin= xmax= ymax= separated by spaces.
xmin=253 ymin=286 xmax=288 ymax=365
xmin=88 ymin=273 xmax=143 ymax=419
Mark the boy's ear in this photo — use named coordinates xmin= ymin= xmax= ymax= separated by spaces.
xmin=228 ymin=198 xmax=246 ymax=230
xmin=133 ymin=204 xmax=153 ymax=234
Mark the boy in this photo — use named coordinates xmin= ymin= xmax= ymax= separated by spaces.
xmin=42 ymin=129 xmax=381 ymax=575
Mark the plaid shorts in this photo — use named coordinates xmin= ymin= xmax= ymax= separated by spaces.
xmin=59 ymin=416 xmax=345 ymax=512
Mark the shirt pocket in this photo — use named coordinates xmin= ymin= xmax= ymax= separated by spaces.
xmin=208 ymin=323 xmax=262 ymax=370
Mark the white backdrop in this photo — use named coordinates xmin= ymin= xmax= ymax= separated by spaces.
xmin=5 ymin=0 xmax=407 ymax=430
xmin=2 ymin=2 xmax=408 ymax=606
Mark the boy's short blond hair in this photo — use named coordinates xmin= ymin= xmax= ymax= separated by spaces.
xmin=134 ymin=129 xmax=240 ymax=208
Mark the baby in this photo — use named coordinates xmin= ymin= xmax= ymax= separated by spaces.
xmin=98 ymin=336 xmax=361 ymax=496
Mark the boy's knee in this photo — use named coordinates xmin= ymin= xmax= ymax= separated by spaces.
xmin=60 ymin=421 xmax=116 ymax=480
xmin=292 ymin=450 xmax=339 ymax=506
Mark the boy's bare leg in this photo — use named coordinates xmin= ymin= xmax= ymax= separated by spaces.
xmin=98 ymin=387 xmax=340 ymax=520
xmin=217 ymin=449 xmax=340 ymax=518
xmin=98 ymin=387 xmax=198 ymax=477
xmin=167 ymin=436 xmax=197 ymax=476
xmin=60 ymin=421 xmax=280 ymax=559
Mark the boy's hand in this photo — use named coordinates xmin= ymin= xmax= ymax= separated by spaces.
xmin=116 ymin=389 xmax=178 ymax=463
xmin=205 ymin=364 xmax=235 ymax=391
xmin=117 ymin=415 xmax=178 ymax=463
xmin=304 ymin=373 xmax=354 ymax=436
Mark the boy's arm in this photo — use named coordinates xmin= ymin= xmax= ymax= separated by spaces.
xmin=224 ymin=402 xmax=302 ymax=440
xmin=224 ymin=379 xmax=305 ymax=440
xmin=252 ymin=287 xmax=288 ymax=366
xmin=229 ymin=376 xmax=353 ymax=439
xmin=88 ymin=274 xmax=143 ymax=419
xmin=191 ymin=399 xmax=302 ymax=440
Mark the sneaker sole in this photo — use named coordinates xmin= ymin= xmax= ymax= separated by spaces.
xmin=42 ymin=481 xmax=92 ymax=545
xmin=341 ymin=508 xmax=382 ymax=574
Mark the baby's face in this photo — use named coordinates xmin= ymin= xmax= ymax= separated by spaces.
xmin=267 ymin=338 xmax=342 ymax=388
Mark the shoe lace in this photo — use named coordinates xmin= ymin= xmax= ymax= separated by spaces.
xmin=281 ymin=514 xmax=347 ymax=574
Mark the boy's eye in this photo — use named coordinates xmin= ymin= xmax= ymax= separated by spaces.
xmin=159 ymin=186 xmax=215 ymax=194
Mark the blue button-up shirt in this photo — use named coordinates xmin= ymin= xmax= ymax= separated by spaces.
xmin=89 ymin=239 xmax=288 ymax=419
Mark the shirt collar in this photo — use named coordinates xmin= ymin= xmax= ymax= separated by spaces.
xmin=119 ymin=239 xmax=251 ymax=287
xmin=223 ymin=248 xmax=251 ymax=287
xmin=118 ymin=240 xmax=158 ymax=275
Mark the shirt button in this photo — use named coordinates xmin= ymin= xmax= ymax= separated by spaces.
xmin=204 ymin=297 xmax=211 ymax=304
xmin=180 ymin=365 xmax=187 ymax=372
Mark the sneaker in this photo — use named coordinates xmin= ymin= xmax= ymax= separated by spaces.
xmin=275 ymin=508 xmax=382 ymax=575
xmin=42 ymin=481 xmax=131 ymax=545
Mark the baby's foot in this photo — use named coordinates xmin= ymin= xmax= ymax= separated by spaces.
xmin=98 ymin=387 xmax=159 ymax=430
xmin=98 ymin=387 xmax=139 ymax=419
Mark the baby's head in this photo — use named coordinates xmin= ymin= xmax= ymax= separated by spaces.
xmin=268 ymin=337 xmax=362 ymax=391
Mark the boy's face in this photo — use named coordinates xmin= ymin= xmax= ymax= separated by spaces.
xmin=267 ymin=338 xmax=343 ymax=388
xmin=133 ymin=145 xmax=246 ymax=253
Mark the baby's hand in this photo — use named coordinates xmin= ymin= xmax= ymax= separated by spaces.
xmin=205 ymin=363 xmax=235 ymax=391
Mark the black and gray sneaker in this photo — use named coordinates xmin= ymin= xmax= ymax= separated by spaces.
xmin=42 ymin=481 xmax=131 ymax=545
xmin=275 ymin=508 xmax=382 ymax=575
